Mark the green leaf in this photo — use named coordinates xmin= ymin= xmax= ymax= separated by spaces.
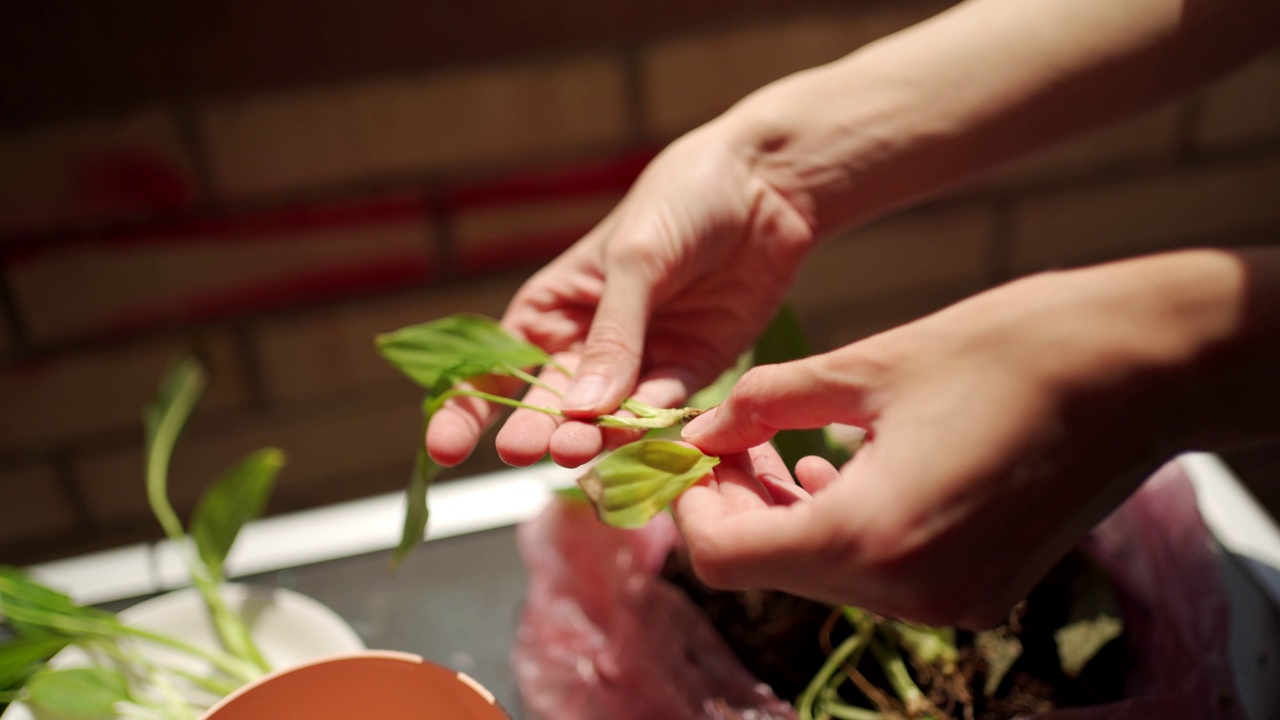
xmin=577 ymin=440 xmax=719 ymax=528
xmin=190 ymin=448 xmax=286 ymax=580
xmin=1055 ymin=614 xmax=1123 ymax=679
xmin=1055 ymin=554 xmax=1124 ymax=679
xmin=976 ymin=629 xmax=1023 ymax=697
xmin=25 ymin=668 xmax=129 ymax=716
xmin=375 ymin=314 xmax=551 ymax=393
xmin=390 ymin=445 xmax=443 ymax=570
xmin=144 ymin=356 xmax=206 ymax=546
xmin=553 ymin=486 xmax=590 ymax=503
xmin=0 ymin=568 xmax=117 ymax=637
xmin=0 ymin=636 xmax=69 ymax=691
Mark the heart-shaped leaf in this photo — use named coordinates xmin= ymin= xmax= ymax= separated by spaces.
xmin=375 ymin=314 xmax=550 ymax=392
xmin=190 ymin=448 xmax=286 ymax=580
xmin=577 ymin=440 xmax=719 ymax=528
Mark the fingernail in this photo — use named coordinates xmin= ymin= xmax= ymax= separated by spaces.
xmin=681 ymin=408 xmax=717 ymax=442
xmin=563 ymin=374 xmax=609 ymax=412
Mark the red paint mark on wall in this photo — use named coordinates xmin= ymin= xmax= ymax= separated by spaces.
xmin=458 ymin=229 xmax=585 ymax=275
xmin=445 ymin=149 xmax=654 ymax=211
xmin=96 ymin=254 xmax=435 ymax=339
xmin=75 ymin=150 xmax=194 ymax=216
xmin=6 ymin=193 xmax=429 ymax=266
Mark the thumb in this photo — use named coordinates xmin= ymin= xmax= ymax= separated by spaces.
xmin=561 ymin=271 xmax=653 ymax=416
xmin=681 ymin=353 xmax=878 ymax=456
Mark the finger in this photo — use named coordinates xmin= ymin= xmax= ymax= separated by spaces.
xmin=795 ymin=455 xmax=841 ymax=495
xmin=711 ymin=451 xmax=775 ymax=511
xmin=495 ymin=355 xmax=576 ymax=466
xmin=561 ymin=268 xmax=654 ymax=417
xmin=425 ymin=375 xmax=521 ymax=466
xmin=550 ymin=362 xmax=700 ymax=464
xmin=548 ymin=420 xmax=603 ymax=468
xmin=672 ymin=496 xmax=840 ymax=595
xmin=682 ymin=353 xmax=879 ymax=456
xmin=747 ymin=443 xmax=810 ymax=505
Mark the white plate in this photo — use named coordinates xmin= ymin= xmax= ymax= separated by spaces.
xmin=3 ymin=584 xmax=365 ymax=719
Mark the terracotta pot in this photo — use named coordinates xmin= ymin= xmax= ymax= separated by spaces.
xmin=200 ymin=650 xmax=509 ymax=720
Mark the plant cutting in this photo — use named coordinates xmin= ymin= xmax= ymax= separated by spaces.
xmin=378 ymin=311 xmax=1243 ymax=720
xmin=0 ymin=357 xmax=283 ymax=719
xmin=374 ymin=313 xmax=720 ymax=564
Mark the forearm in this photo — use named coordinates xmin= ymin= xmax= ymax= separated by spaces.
xmin=1048 ymin=247 xmax=1280 ymax=458
xmin=714 ymin=0 xmax=1280 ymax=235
xmin=1140 ymin=247 xmax=1280 ymax=453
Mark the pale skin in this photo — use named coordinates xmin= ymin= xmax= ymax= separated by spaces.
xmin=427 ymin=0 xmax=1280 ymax=626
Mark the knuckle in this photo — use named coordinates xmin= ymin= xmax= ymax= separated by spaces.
xmin=725 ymin=366 xmax=779 ymax=422
xmin=583 ymin=325 xmax=639 ymax=363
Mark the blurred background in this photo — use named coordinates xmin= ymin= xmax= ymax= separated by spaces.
xmin=1 ymin=0 xmax=1278 ymax=565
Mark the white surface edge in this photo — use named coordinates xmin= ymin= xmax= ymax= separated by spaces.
xmin=30 ymin=463 xmax=578 ymax=604
xmin=26 ymin=543 xmax=156 ymax=607
xmin=1180 ymin=452 xmax=1280 ymax=606
xmin=25 ymin=454 xmax=1280 ymax=608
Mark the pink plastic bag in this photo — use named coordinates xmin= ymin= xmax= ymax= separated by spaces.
xmin=513 ymin=461 xmax=1243 ymax=720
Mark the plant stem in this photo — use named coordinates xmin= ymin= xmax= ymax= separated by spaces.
xmin=120 ymin=626 xmax=260 ymax=684
xmin=798 ymin=616 xmax=875 ymax=720
xmin=503 ymin=364 xmax=564 ymax=397
xmin=868 ymin=634 xmax=928 ymax=715
xmin=547 ymin=358 xmax=572 ymax=377
xmin=192 ymin=577 xmax=271 ymax=674
xmin=448 ymin=388 xmax=564 ymax=417
xmin=164 ymin=667 xmax=241 ymax=697
xmin=822 ymin=702 xmax=884 ymax=720
xmin=144 ymin=365 xmax=202 ymax=548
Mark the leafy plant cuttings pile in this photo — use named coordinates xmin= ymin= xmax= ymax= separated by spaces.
xmin=0 ymin=357 xmax=283 ymax=719
xmin=378 ymin=310 xmax=1129 ymax=719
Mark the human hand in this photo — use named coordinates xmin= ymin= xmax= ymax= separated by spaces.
xmin=426 ymin=124 xmax=817 ymax=469
xmin=673 ymin=251 xmax=1262 ymax=627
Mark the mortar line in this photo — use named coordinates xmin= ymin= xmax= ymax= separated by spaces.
xmin=619 ymin=43 xmax=648 ymax=147
xmin=0 ymin=257 xmax=30 ymax=357
xmin=171 ymin=102 xmax=220 ymax=212
xmin=49 ymin=450 xmax=99 ymax=535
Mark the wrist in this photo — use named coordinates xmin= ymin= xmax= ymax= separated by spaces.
xmin=713 ymin=59 xmax=921 ymax=240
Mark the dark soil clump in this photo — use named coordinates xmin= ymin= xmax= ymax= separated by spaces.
xmin=662 ymin=549 xmax=1130 ymax=719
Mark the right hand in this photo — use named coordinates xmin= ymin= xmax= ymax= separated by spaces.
xmin=426 ymin=123 xmax=818 ymax=469
xmin=671 ymin=252 xmax=1259 ymax=627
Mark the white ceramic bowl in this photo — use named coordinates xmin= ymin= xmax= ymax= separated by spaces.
xmin=2 ymin=584 xmax=365 ymax=719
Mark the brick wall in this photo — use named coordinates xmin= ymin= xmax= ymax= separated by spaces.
xmin=2 ymin=1 xmax=1278 ymax=563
